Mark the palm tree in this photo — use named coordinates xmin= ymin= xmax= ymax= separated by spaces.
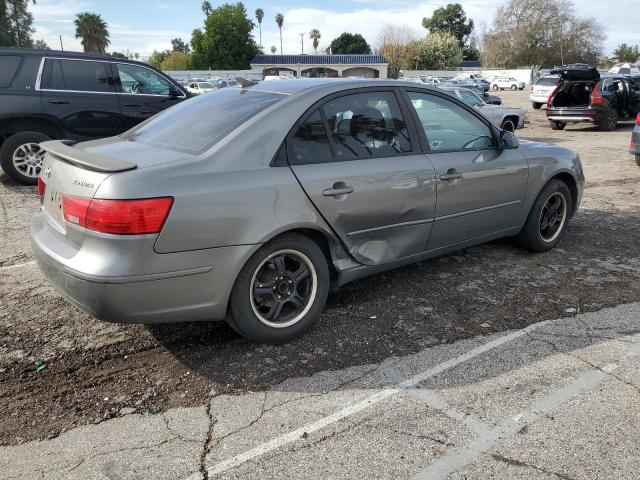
xmin=309 ymin=29 xmax=321 ymax=54
xmin=275 ymin=13 xmax=284 ymax=54
xmin=255 ymin=9 xmax=264 ymax=46
xmin=201 ymin=1 xmax=212 ymax=17
xmin=74 ymin=12 xmax=110 ymax=54
xmin=270 ymin=45 xmax=277 ymax=54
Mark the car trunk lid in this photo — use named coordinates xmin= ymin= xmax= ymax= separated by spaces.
xmin=550 ymin=64 xmax=600 ymax=81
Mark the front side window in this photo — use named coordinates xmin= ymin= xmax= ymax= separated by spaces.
xmin=288 ymin=109 xmax=332 ymax=165
xmin=123 ymin=88 xmax=284 ymax=154
xmin=42 ymin=59 xmax=114 ymax=93
xmin=320 ymin=91 xmax=411 ymax=161
xmin=407 ymin=91 xmax=495 ymax=152
xmin=115 ymin=63 xmax=172 ymax=95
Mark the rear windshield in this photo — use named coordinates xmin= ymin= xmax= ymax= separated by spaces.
xmin=123 ymin=88 xmax=285 ymax=154
xmin=535 ymin=76 xmax=560 ymax=86
xmin=0 ymin=55 xmax=22 ymax=88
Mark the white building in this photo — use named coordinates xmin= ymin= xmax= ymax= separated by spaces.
xmin=250 ymin=54 xmax=389 ymax=79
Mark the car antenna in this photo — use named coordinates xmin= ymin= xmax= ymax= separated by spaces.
xmin=236 ymin=76 xmax=259 ymax=88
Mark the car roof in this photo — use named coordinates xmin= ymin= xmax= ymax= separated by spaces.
xmin=245 ymin=78 xmax=441 ymax=96
xmin=0 ymin=47 xmax=157 ymax=70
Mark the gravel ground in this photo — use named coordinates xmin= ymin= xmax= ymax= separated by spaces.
xmin=1 ymin=89 xmax=639 ymax=446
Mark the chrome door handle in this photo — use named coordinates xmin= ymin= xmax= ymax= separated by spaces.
xmin=440 ymin=172 xmax=463 ymax=181
xmin=322 ymin=186 xmax=354 ymax=197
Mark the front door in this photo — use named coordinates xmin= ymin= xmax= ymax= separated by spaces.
xmin=288 ymin=89 xmax=437 ymax=266
xmin=38 ymin=57 xmax=122 ymax=140
xmin=404 ymin=89 xmax=529 ymax=251
xmin=112 ymin=62 xmax=185 ymax=130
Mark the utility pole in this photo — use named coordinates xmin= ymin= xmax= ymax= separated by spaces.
xmin=59 ymin=35 xmax=64 ymax=51
xmin=299 ymin=33 xmax=304 ymax=54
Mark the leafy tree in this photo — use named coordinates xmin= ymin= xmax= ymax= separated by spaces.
xmin=422 ymin=3 xmax=473 ymax=48
xmin=201 ymin=1 xmax=212 ymax=16
xmin=74 ymin=12 xmax=110 ymax=54
xmin=255 ymin=8 xmax=264 ymax=46
xmin=161 ymin=51 xmax=189 ymax=71
xmin=377 ymin=25 xmax=418 ymax=78
xmin=5 ymin=0 xmax=36 ymax=47
xmin=189 ymin=3 xmax=260 ymax=69
xmin=275 ymin=13 xmax=284 ymax=54
xmin=147 ymin=49 xmax=170 ymax=68
xmin=270 ymin=45 xmax=277 ymax=54
xmin=329 ymin=33 xmax=372 ymax=55
xmin=33 ymin=38 xmax=48 ymax=49
xmin=482 ymin=0 xmax=603 ymax=68
xmin=171 ymin=37 xmax=190 ymax=53
xmin=417 ymin=31 xmax=463 ymax=69
xmin=309 ymin=29 xmax=321 ymax=54
xmin=612 ymin=43 xmax=640 ymax=63
xmin=110 ymin=51 xmax=127 ymax=59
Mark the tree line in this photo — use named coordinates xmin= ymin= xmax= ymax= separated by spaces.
xmin=1 ymin=0 xmax=638 ymax=75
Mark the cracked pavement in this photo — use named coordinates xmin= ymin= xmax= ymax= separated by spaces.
xmin=1 ymin=90 xmax=640 ymax=478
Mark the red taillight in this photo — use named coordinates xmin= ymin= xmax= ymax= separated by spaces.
xmin=62 ymin=196 xmax=173 ymax=235
xmin=636 ymin=113 xmax=640 ymax=125
xmin=37 ymin=177 xmax=46 ymax=197
xmin=547 ymin=84 xmax=561 ymax=107
xmin=591 ymin=81 xmax=603 ymax=105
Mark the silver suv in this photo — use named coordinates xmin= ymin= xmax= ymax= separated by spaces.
xmin=529 ymin=75 xmax=560 ymax=109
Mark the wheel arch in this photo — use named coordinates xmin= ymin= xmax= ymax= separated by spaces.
xmin=0 ymin=116 xmax=64 ymax=145
xmin=547 ymin=171 xmax=579 ymax=217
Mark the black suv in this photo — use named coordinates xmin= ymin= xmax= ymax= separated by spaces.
xmin=546 ymin=64 xmax=640 ymax=131
xmin=0 ymin=48 xmax=189 ymax=184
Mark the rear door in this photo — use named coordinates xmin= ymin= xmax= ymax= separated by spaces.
xmin=112 ymin=62 xmax=186 ymax=130
xmin=288 ymin=88 xmax=437 ymax=266
xmin=38 ymin=57 xmax=122 ymax=140
xmin=402 ymin=88 xmax=529 ymax=251
xmin=623 ymin=77 xmax=640 ymax=115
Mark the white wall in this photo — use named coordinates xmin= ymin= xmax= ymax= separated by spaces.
xmin=163 ymin=70 xmax=262 ymax=81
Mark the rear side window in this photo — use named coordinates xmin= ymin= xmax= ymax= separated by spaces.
xmin=288 ymin=109 xmax=333 ymax=164
xmin=41 ymin=59 xmax=114 ymax=93
xmin=0 ymin=55 xmax=22 ymax=88
xmin=320 ymin=91 xmax=412 ymax=161
xmin=124 ymin=88 xmax=284 ymax=154
xmin=535 ymin=76 xmax=560 ymax=86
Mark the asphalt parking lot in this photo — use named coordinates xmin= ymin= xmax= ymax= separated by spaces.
xmin=1 ymin=89 xmax=640 ymax=479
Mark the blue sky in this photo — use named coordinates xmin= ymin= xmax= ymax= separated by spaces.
xmin=31 ymin=0 xmax=640 ymax=58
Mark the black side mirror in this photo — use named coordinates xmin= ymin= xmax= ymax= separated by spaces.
xmin=500 ymin=130 xmax=519 ymax=149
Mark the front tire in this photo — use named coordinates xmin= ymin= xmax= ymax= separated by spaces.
xmin=501 ymin=118 xmax=516 ymax=132
xmin=492 ymin=84 xmax=498 ymax=91
xmin=532 ymin=102 xmax=542 ymax=110
xmin=511 ymin=84 xmax=517 ymax=91
xmin=0 ymin=131 xmax=51 ymax=185
xmin=228 ymin=233 xmax=330 ymax=344
xmin=635 ymin=154 xmax=640 ymax=167
xmin=549 ymin=121 xmax=566 ymax=130
xmin=518 ymin=180 xmax=572 ymax=252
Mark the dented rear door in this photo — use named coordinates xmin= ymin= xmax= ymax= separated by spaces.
xmin=287 ymin=89 xmax=437 ymax=266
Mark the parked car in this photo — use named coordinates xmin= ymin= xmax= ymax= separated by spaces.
xmin=439 ymin=81 xmax=501 ymax=105
xmin=529 ymin=75 xmax=560 ymax=109
xmin=453 ymin=76 xmax=490 ymax=92
xmin=0 ymin=48 xmax=189 ymax=185
xmin=32 ymin=79 xmax=584 ymax=344
xmin=419 ymin=76 xmax=442 ymax=86
xmin=546 ymin=64 xmax=640 ymax=131
xmin=491 ymin=77 xmax=526 ymax=91
xmin=399 ymin=77 xmax=424 ymax=83
xmin=439 ymin=86 xmax=525 ymax=131
xmin=186 ymin=81 xmax=217 ymax=95
xmin=631 ymin=113 xmax=640 ymax=165
xmin=484 ymin=94 xmax=503 ymax=105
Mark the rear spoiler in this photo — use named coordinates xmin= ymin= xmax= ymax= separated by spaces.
xmin=40 ymin=140 xmax=137 ymax=173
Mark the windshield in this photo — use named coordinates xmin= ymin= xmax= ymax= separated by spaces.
xmin=123 ymin=88 xmax=285 ymax=154
xmin=535 ymin=76 xmax=560 ymax=86
xmin=197 ymin=82 xmax=215 ymax=88
xmin=458 ymin=89 xmax=484 ymax=106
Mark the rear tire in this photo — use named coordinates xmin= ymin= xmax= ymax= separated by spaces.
xmin=599 ymin=108 xmax=618 ymax=131
xmin=492 ymin=84 xmax=498 ymax=91
xmin=549 ymin=121 xmax=566 ymax=130
xmin=635 ymin=154 xmax=640 ymax=167
xmin=511 ymin=84 xmax=517 ymax=91
xmin=501 ymin=118 xmax=516 ymax=132
xmin=0 ymin=131 xmax=51 ymax=185
xmin=518 ymin=180 xmax=572 ymax=253
xmin=228 ymin=233 xmax=330 ymax=344
xmin=532 ymin=102 xmax=542 ymax=110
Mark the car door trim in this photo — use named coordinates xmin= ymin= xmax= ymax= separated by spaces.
xmin=434 ymin=199 xmax=521 ymax=222
xmin=347 ymin=217 xmax=434 ymax=237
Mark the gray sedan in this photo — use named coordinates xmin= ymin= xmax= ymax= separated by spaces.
xmin=31 ymin=79 xmax=585 ymax=344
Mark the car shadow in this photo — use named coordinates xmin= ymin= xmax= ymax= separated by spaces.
xmin=146 ymin=207 xmax=640 ymax=394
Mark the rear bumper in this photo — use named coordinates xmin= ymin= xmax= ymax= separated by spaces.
xmin=528 ymin=94 xmax=549 ymax=104
xmin=31 ymin=212 xmax=258 ymax=324
xmin=547 ymin=109 xmax=604 ymax=125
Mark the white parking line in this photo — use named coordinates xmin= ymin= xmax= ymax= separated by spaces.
xmin=208 ymin=318 xmax=553 ymax=476
xmin=0 ymin=261 xmax=36 ymax=273
xmin=411 ymin=340 xmax=640 ymax=479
